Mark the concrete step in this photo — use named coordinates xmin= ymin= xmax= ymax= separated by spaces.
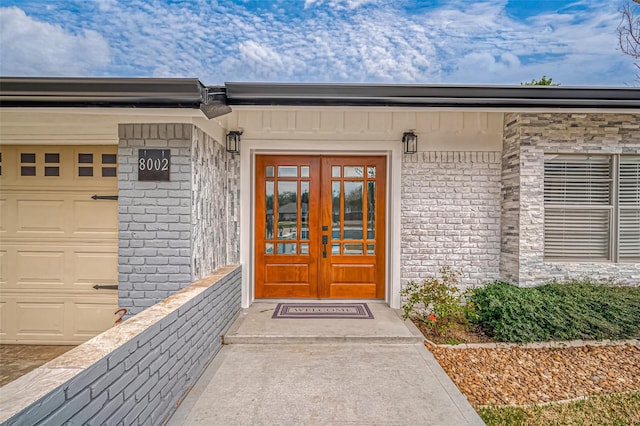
xmin=222 ymin=302 xmax=425 ymax=345
xmin=223 ymin=334 xmax=425 ymax=345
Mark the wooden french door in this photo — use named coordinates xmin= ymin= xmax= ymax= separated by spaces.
xmin=255 ymin=155 xmax=386 ymax=299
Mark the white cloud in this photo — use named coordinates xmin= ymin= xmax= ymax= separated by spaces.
xmin=304 ymin=0 xmax=381 ymax=10
xmin=0 ymin=1 xmax=634 ymax=85
xmin=423 ymin=1 xmax=632 ymax=85
xmin=94 ymin=0 xmax=118 ymax=12
xmin=0 ymin=7 xmax=110 ymax=76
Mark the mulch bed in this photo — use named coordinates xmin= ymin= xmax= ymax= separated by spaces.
xmin=427 ymin=341 xmax=640 ymax=407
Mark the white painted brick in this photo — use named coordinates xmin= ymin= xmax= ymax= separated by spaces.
xmin=401 ymin=151 xmax=501 ymax=291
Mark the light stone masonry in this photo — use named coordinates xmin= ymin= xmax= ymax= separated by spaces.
xmin=501 ymin=113 xmax=640 ymax=286
xmin=191 ymin=127 xmax=240 ymax=279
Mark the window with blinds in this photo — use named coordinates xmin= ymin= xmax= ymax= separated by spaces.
xmin=619 ymin=156 xmax=640 ymax=262
xmin=543 ymin=154 xmax=640 ymax=262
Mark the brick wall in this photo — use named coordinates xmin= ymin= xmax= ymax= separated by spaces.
xmin=501 ymin=113 xmax=640 ymax=286
xmin=401 ymin=151 xmax=502 ymax=290
xmin=118 ymin=124 xmax=193 ymax=315
xmin=0 ymin=265 xmax=241 ymax=425
xmin=118 ymin=124 xmax=241 ymax=316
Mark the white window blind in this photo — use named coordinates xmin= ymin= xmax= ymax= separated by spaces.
xmin=544 ymin=155 xmax=612 ymax=261
xmin=619 ymin=156 xmax=640 ymax=262
xmin=544 ymin=154 xmax=640 ymax=263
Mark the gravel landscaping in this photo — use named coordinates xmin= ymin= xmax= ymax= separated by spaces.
xmin=427 ymin=341 xmax=640 ymax=407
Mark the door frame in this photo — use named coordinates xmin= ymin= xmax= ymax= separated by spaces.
xmin=254 ymin=155 xmax=386 ymax=299
xmin=239 ymin=139 xmax=403 ymax=309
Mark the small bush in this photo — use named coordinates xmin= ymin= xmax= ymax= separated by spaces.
xmin=401 ymin=267 xmax=472 ymax=335
xmin=469 ymin=280 xmax=640 ymax=343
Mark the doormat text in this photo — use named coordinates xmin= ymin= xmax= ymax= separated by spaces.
xmin=272 ymin=303 xmax=374 ymax=319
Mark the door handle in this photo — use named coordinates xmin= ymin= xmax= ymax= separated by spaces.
xmin=322 ymin=235 xmax=328 ymax=258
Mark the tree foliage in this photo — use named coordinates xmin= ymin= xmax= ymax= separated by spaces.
xmin=618 ymin=1 xmax=640 ymax=81
xmin=521 ymin=75 xmax=560 ymax=86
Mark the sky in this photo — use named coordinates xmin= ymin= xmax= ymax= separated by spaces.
xmin=0 ymin=0 xmax=636 ymax=86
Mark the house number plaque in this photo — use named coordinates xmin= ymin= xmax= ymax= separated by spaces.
xmin=138 ymin=149 xmax=170 ymax=181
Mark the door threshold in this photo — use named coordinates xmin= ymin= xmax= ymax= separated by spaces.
xmin=251 ymin=298 xmax=387 ymax=305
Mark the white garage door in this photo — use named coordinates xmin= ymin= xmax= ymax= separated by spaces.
xmin=0 ymin=145 xmax=118 ymax=344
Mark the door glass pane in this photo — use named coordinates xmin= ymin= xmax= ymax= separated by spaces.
xmin=367 ymin=243 xmax=375 ymax=255
xmin=277 ymin=181 xmax=297 ymax=240
xmin=266 ymin=166 xmax=274 ymax=177
xmin=300 ymin=243 xmax=309 ymax=255
xmin=265 ymin=242 xmax=274 ymax=254
xmin=331 ymin=243 xmax=340 ymax=255
xmin=266 ymin=181 xmax=274 ymax=239
xmin=278 ymin=166 xmax=297 ymax=177
xmin=344 ymin=243 xmax=363 ymax=255
xmin=332 ymin=166 xmax=341 ymax=177
xmin=301 ymin=181 xmax=309 ymax=240
xmin=367 ymin=166 xmax=376 ymax=178
xmin=343 ymin=181 xmax=363 ymax=240
xmin=277 ymin=243 xmax=297 ymax=254
xmin=332 ymin=181 xmax=341 ymax=240
xmin=301 ymin=166 xmax=309 ymax=177
xmin=367 ymin=181 xmax=375 ymax=239
xmin=344 ymin=166 xmax=364 ymax=178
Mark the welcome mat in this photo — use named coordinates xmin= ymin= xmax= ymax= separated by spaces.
xmin=272 ymin=303 xmax=374 ymax=319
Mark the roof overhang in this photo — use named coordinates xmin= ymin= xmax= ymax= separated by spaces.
xmin=225 ymin=83 xmax=640 ymax=109
xmin=0 ymin=77 xmax=231 ymax=119
xmin=1 ymin=78 xmax=639 ymax=113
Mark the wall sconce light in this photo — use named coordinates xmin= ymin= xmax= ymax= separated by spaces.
xmin=402 ymin=131 xmax=418 ymax=154
xmin=226 ymin=130 xmax=242 ymax=154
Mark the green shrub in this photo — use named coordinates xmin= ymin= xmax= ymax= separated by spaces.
xmin=400 ymin=267 xmax=472 ymax=335
xmin=469 ymin=280 xmax=640 ymax=343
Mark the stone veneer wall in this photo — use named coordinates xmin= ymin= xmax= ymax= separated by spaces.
xmin=191 ymin=128 xmax=240 ymax=278
xmin=401 ymin=151 xmax=502 ymax=290
xmin=118 ymin=124 xmax=240 ymax=316
xmin=501 ymin=113 xmax=640 ymax=286
xmin=0 ymin=266 xmax=241 ymax=426
xmin=499 ymin=115 xmax=521 ymax=282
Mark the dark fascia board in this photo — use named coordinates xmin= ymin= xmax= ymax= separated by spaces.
xmin=3 ymin=78 xmax=639 ymax=110
xmin=0 ymin=77 xmax=212 ymax=108
xmin=225 ymin=82 xmax=640 ymax=109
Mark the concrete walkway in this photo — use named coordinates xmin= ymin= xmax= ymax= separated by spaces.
xmin=168 ymin=302 xmax=484 ymax=426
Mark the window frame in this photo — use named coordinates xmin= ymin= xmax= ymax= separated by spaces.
xmin=543 ymin=154 xmax=639 ymax=263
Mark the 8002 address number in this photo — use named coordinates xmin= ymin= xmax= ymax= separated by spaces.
xmin=138 ymin=158 xmax=169 ymax=171
xmin=138 ymin=149 xmax=170 ymax=181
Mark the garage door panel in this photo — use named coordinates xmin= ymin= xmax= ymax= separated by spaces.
xmin=15 ymin=301 xmax=65 ymax=337
xmin=73 ymin=251 xmax=118 ymax=284
xmin=72 ymin=302 xmax=118 ymax=338
xmin=17 ymin=199 xmax=66 ymax=234
xmin=0 ymin=301 xmax=6 ymax=337
xmin=0 ymin=144 xmax=118 ymax=344
xmin=73 ymin=200 xmax=117 ymax=235
xmin=16 ymin=250 xmax=65 ymax=287
xmin=0 ymin=250 xmax=6 ymax=285
xmin=0 ymin=197 xmax=7 ymax=233
xmin=0 ymin=296 xmax=118 ymax=343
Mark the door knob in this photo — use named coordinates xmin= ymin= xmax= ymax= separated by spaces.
xmin=322 ymin=235 xmax=328 ymax=258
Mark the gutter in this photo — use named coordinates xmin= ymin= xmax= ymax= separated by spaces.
xmin=225 ymin=83 xmax=640 ymax=109
xmin=1 ymin=78 xmax=639 ymax=113
xmin=0 ymin=77 xmax=231 ymax=118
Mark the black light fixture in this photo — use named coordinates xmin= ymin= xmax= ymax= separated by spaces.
xmin=402 ymin=131 xmax=418 ymax=154
xmin=226 ymin=130 xmax=242 ymax=154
